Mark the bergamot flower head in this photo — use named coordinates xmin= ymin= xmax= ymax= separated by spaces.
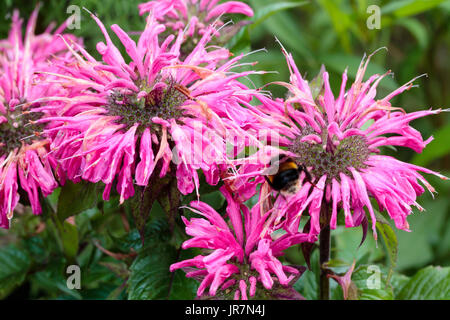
xmin=0 ymin=7 xmax=79 ymax=228
xmin=170 ymin=187 xmax=314 ymax=300
xmin=138 ymin=0 xmax=253 ymax=54
xmin=138 ymin=0 xmax=253 ymax=35
xmin=37 ymin=12 xmax=264 ymax=204
xmin=256 ymin=48 xmax=448 ymax=240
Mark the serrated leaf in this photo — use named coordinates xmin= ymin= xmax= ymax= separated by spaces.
xmin=57 ymin=181 xmax=99 ymax=222
xmin=0 ymin=245 xmax=31 ymax=298
xmin=127 ymin=243 xmax=176 ymax=300
xmin=351 ymin=265 xmax=394 ymax=300
xmin=397 ymin=266 xmax=450 ymax=300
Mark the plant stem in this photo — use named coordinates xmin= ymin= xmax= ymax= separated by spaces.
xmin=319 ymin=202 xmax=331 ymax=300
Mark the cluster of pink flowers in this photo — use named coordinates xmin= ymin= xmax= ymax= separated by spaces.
xmin=37 ymin=11 xmax=263 ymax=203
xmin=170 ymin=187 xmax=313 ymax=299
xmin=1 ymin=1 xmax=447 ymax=300
xmin=0 ymin=8 xmax=78 ymax=227
xmin=138 ymin=0 xmax=253 ymax=38
xmin=250 ymin=50 xmax=448 ymax=240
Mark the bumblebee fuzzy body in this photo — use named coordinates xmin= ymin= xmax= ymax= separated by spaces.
xmin=265 ymin=155 xmax=311 ymax=196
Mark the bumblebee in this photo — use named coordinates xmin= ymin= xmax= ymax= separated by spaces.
xmin=264 ymin=155 xmax=312 ymax=196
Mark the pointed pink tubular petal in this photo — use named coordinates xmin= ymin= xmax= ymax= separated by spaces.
xmin=330 ymin=178 xmax=341 ymax=229
xmin=188 ymin=201 xmax=233 ymax=238
xmin=197 ymin=274 xmax=214 ymax=297
xmin=239 ymin=280 xmax=248 ymax=300
xmin=221 ymin=279 xmax=236 ymax=290
xmin=205 ymin=2 xmax=254 ymax=21
xmin=339 ymin=173 xmax=354 ymax=227
xmin=300 ymin=134 xmax=322 ymax=144
xmin=249 ymin=276 xmax=257 ymax=297
xmin=335 ymin=68 xmax=348 ymax=117
xmin=1 ymin=159 xmax=19 ymax=224
xmin=117 ymin=127 xmax=137 ymax=204
xmin=220 ymin=186 xmax=244 ymax=247
xmin=350 ymin=168 xmax=377 ymax=240
xmin=209 ymin=264 xmax=238 ymax=296
xmin=104 ymin=79 xmax=139 ymax=92
xmin=322 ymin=72 xmax=335 ymax=122
xmin=176 ymin=163 xmax=195 ymax=195
xmin=110 ymin=24 xmax=144 ymax=78
xmin=151 ymin=125 xmax=168 ymax=173
xmin=307 ymin=175 xmax=327 ymax=236
xmin=101 ymin=183 xmax=112 ymax=201
xmin=135 ymin=128 xmax=154 ymax=186
xmin=170 ymin=255 xmax=205 ymax=272
xmin=19 ymin=169 xmax=41 ymax=215
xmin=203 ymin=0 xmax=219 ymax=11
xmin=89 ymin=12 xmax=126 ymax=68
xmin=24 ymin=5 xmax=39 ymax=48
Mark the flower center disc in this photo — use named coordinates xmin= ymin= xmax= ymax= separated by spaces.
xmin=106 ymin=82 xmax=187 ymax=132
xmin=290 ymin=128 xmax=370 ymax=183
xmin=0 ymin=109 xmax=44 ymax=156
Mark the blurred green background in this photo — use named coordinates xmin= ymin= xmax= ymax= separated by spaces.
xmin=0 ymin=0 xmax=449 ymax=299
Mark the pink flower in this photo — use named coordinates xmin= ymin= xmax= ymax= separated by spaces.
xmin=0 ymin=8 xmax=79 ymax=228
xmin=138 ymin=0 xmax=253 ymax=38
xmin=38 ymin=13 xmax=263 ymax=204
xmin=255 ymin=49 xmax=448 ymax=240
xmin=170 ymin=187 xmax=315 ymax=299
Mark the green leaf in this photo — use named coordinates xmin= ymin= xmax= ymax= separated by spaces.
xmin=412 ymin=123 xmax=450 ymax=166
xmin=260 ymin=10 xmax=314 ymax=62
xmin=397 ymin=266 xmax=450 ymax=299
xmin=127 ymin=243 xmax=177 ymax=300
xmin=390 ymin=272 xmax=410 ymax=297
xmin=60 ymin=221 xmax=79 ymax=260
xmin=293 ymin=250 xmax=342 ymax=299
xmin=317 ymin=0 xmax=353 ymax=51
xmin=0 ymin=245 xmax=31 ymax=298
xmin=250 ymin=1 xmax=308 ymax=30
xmin=382 ymin=0 xmax=446 ymax=18
xmin=227 ymin=26 xmax=251 ymax=55
xmin=30 ymin=257 xmax=82 ymax=299
xmin=396 ymin=198 xmax=448 ymax=270
xmin=333 ymin=226 xmax=384 ymax=264
xmin=169 ymin=270 xmax=198 ymax=300
xmin=57 ymin=181 xmax=99 ymax=222
xmin=200 ymin=191 xmax=225 ymax=211
xmin=395 ymin=18 xmax=429 ymax=49
xmin=375 ymin=211 xmax=398 ymax=284
xmin=309 ymin=65 xmax=326 ymax=100
xmin=351 ymin=265 xmax=394 ymax=300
